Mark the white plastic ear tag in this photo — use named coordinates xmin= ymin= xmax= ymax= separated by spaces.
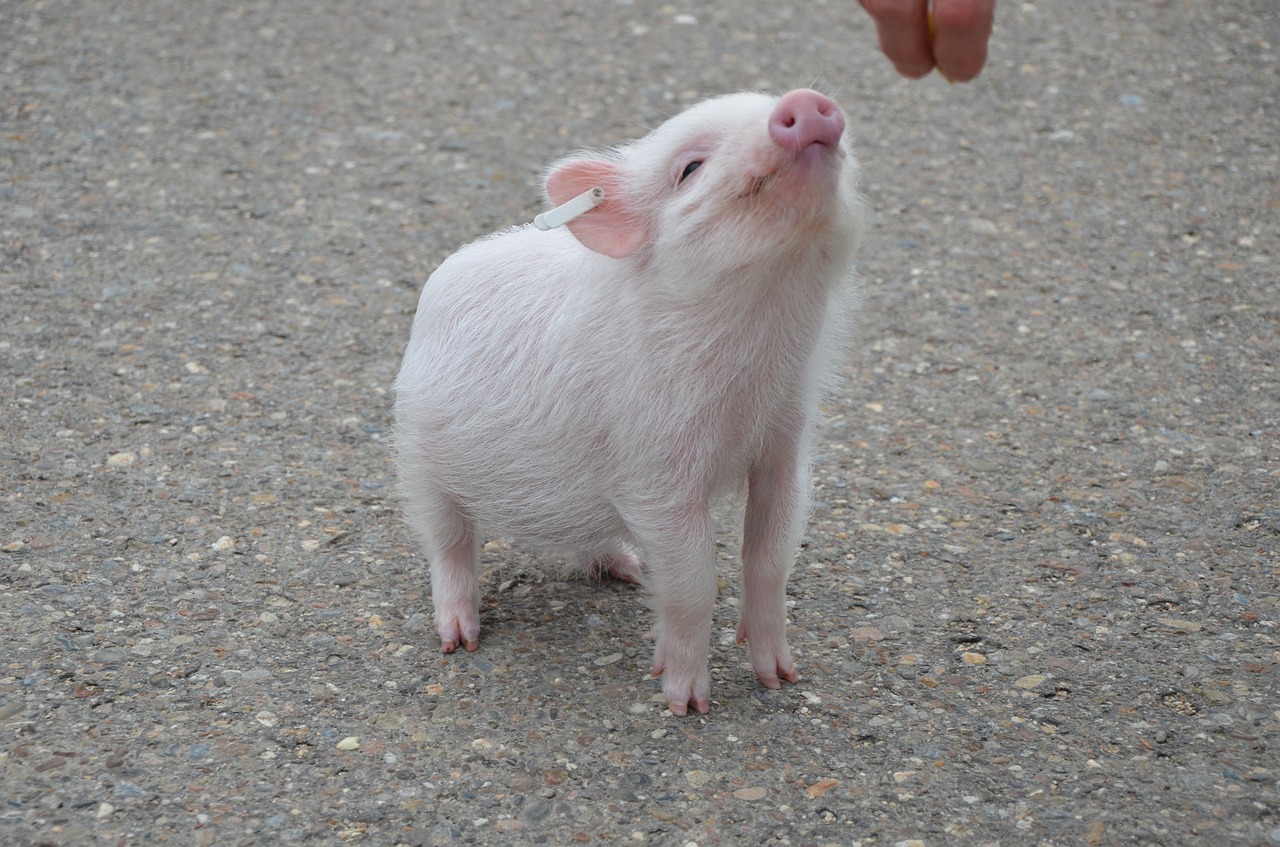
xmin=533 ymin=187 xmax=605 ymax=231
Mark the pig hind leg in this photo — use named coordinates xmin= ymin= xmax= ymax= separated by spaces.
xmin=403 ymin=481 xmax=481 ymax=653
xmin=582 ymin=542 xmax=645 ymax=584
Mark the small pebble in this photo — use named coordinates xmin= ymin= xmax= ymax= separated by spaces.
xmin=374 ymin=712 xmax=406 ymax=730
xmin=336 ymin=737 xmax=360 ymax=751
xmin=685 ymin=770 xmax=711 ymax=787
xmin=851 ymin=625 xmax=884 ymax=643
xmin=106 ymin=452 xmax=136 ymax=468
xmin=806 ymin=778 xmax=839 ymax=799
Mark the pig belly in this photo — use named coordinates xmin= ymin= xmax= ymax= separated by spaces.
xmin=400 ymin=420 xmax=630 ymax=549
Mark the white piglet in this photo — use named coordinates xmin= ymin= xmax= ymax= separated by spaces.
xmin=393 ymin=89 xmax=866 ymax=715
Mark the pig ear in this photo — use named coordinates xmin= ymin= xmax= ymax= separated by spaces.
xmin=545 ymin=158 xmax=647 ymax=259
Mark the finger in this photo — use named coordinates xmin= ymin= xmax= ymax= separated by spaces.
xmin=861 ymin=0 xmax=936 ymax=79
xmin=931 ymin=0 xmax=995 ymax=82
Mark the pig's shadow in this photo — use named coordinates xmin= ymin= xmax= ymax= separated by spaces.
xmin=473 ymin=559 xmax=650 ymax=653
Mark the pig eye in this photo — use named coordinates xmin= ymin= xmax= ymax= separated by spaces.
xmin=677 ymin=159 xmax=703 ymax=184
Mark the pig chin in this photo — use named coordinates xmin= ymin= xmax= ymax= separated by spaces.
xmin=741 ymin=147 xmax=844 ymax=228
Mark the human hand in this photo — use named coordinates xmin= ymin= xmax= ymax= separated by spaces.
xmin=859 ymin=0 xmax=994 ymax=82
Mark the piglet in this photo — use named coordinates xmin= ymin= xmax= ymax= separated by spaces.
xmin=393 ymin=89 xmax=865 ymax=715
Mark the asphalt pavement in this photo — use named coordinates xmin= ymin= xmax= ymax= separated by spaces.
xmin=3 ymin=1 xmax=1278 ymax=844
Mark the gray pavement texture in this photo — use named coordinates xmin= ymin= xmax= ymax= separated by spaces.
xmin=2 ymin=0 xmax=1278 ymax=845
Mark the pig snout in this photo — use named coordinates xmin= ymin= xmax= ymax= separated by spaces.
xmin=768 ymin=89 xmax=845 ymax=153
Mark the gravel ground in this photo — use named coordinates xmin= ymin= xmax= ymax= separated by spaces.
xmin=3 ymin=1 xmax=1278 ymax=845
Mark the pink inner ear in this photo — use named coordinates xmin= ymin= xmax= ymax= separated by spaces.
xmin=545 ymin=158 xmax=647 ymax=259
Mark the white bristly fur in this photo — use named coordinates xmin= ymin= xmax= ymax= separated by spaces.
xmin=393 ymin=90 xmax=866 ymax=715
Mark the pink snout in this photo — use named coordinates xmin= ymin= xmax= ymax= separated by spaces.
xmin=768 ymin=89 xmax=845 ymax=153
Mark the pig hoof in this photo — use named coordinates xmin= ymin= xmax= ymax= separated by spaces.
xmin=652 ymin=661 xmax=711 ymax=716
xmin=737 ymin=626 xmax=799 ymax=689
xmin=748 ymin=644 xmax=799 ymax=689
xmin=754 ymin=661 xmax=800 ymax=690
xmin=436 ymin=615 xmax=481 ymax=654
xmin=663 ymin=685 xmax=710 ymax=716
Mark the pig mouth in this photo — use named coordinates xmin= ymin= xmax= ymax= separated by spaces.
xmin=738 ymin=146 xmax=843 ymax=203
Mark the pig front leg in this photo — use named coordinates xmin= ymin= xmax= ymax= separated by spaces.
xmin=736 ymin=442 xmax=807 ymax=690
xmin=641 ymin=509 xmax=718 ymax=716
xmin=403 ymin=482 xmax=482 ymax=653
